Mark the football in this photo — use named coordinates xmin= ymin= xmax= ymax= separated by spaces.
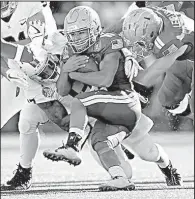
xmin=77 ymin=57 xmax=99 ymax=73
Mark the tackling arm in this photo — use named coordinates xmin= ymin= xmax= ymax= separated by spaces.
xmin=1 ymin=40 xmax=34 ymax=63
xmin=69 ymin=52 xmax=121 ymax=87
xmin=136 ymin=45 xmax=188 ymax=87
xmin=56 ymin=71 xmax=72 ymax=96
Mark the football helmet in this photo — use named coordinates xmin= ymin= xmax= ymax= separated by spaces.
xmin=64 ymin=6 xmax=102 ymax=53
xmin=30 ymin=54 xmax=60 ymax=83
xmin=1 ymin=1 xmax=18 ymax=19
xmin=122 ymin=8 xmax=163 ymax=51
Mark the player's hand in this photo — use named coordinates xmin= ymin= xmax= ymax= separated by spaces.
xmin=122 ymin=48 xmax=143 ymax=82
xmin=61 ymin=55 xmax=89 ymax=73
xmin=6 ymin=68 xmax=29 ymax=89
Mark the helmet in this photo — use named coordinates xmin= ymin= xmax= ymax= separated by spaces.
xmin=122 ymin=8 xmax=163 ymax=51
xmin=30 ymin=54 xmax=60 ymax=83
xmin=1 ymin=1 xmax=18 ymax=19
xmin=64 ymin=6 xmax=102 ymax=53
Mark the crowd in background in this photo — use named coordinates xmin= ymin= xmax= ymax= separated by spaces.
xmin=2 ymin=1 xmax=193 ymax=133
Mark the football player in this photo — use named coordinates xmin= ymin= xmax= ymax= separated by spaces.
xmin=1 ymin=33 xmax=136 ymax=191
xmin=43 ymin=6 xmax=182 ymax=189
xmin=1 ymin=1 xmax=58 ymax=190
xmin=1 ymin=1 xmax=57 ymax=128
xmin=122 ymin=7 xmax=194 ymax=120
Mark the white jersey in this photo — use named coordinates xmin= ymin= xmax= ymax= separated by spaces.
xmin=1 ymin=2 xmax=43 ymax=42
xmin=19 ymin=31 xmax=66 ymax=104
xmin=2 ymin=2 xmax=57 ymax=42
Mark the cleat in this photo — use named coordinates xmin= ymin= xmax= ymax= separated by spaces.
xmin=1 ymin=164 xmax=32 ymax=191
xmin=99 ymin=177 xmax=135 ymax=191
xmin=43 ymin=132 xmax=82 ymax=166
xmin=43 ymin=146 xmax=82 ymax=166
xmin=159 ymin=161 xmax=183 ymax=186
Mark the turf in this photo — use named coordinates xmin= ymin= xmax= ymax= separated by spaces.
xmin=1 ymin=131 xmax=194 ymax=199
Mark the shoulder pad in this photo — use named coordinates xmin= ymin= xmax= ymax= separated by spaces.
xmin=99 ymin=33 xmax=124 ymax=55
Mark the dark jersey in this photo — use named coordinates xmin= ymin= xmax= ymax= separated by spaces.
xmin=61 ymin=33 xmax=132 ymax=92
xmin=151 ymin=7 xmax=194 ymax=61
xmin=87 ymin=33 xmax=132 ymax=91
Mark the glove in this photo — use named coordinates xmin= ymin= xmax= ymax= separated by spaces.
xmin=28 ymin=20 xmax=45 ymax=49
xmin=6 ymin=68 xmax=29 ymax=89
xmin=121 ymin=48 xmax=143 ymax=82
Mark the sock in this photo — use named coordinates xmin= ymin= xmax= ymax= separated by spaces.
xmin=70 ymin=98 xmax=88 ymax=137
xmin=108 ymin=166 xmax=127 ymax=178
xmin=155 ymin=144 xmax=170 ymax=168
xmin=19 ymin=128 xmax=40 ymax=169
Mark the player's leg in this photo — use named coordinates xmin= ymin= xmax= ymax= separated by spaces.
xmin=158 ymin=60 xmax=192 ymax=110
xmin=69 ymin=90 xmax=141 ymax=137
xmin=88 ymin=113 xmax=152 ymax=190
xmin=1 ymin=103 xmax=49 ymax=190
xmin=1 ymin=77 xmax=26 ymax=128
xmin=89 ymin=120 xmax=134 ymax=191
xmin=122 ymin=114 xmax=182 ymax=186
xmin=43 ymin=90 xmax=141 ymax=165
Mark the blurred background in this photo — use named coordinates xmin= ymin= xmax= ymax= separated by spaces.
xmin=1 ymin=1 xmax=194 ymax=133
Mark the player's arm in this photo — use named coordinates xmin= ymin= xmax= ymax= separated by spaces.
xmin=56 ymin=71 xmax=72 ymax=96
xmin=69 ymin=52 xmax=121 ymax=87
xmin=1 ymin=40 xmax=34 ymax=63
xmin=137 ymin=45 xmax=188 ymax=87
xmin=1 ymin=55 xmax=29 ymax=89
xmin=57 ymin=55 xmax=89 ymax=96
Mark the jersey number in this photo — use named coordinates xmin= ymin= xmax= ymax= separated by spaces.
xmin=3 ymin=31 xmax=26 ymax=42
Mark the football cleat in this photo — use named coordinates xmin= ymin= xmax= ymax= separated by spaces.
xmin=158 ymin=161 xmax=183 ymax=186
xmin=43 ymin=132 xmax=82 ymax=166
xmin=99 ymin=176 xmax=135 ymax=191
xmin=121 ymin=145 xmax=135 ymax=160
xmin=1 ymin=164 xmax=32 ymax=190
xmin=43 ymin=145 xmax=81 ymax=166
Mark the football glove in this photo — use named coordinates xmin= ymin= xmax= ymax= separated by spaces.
xmin=121 ymin=48 xmax=143 ymax=82
xmin=6 ymin=68 xmax=29 ymax=89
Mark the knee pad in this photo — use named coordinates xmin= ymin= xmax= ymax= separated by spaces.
xmin=18 ymin=119 xmax=38 ymax=135
xmin=131 ymin=134 xmax=159 ymax=162
xmin=93 ymin=141 xmax=121 ymax=169
xmin=93 ymin=141 xmax=112 ymax=155
xmin=107 ymin=131 xmax=127 ymax=148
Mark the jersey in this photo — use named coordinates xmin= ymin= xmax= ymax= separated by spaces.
xmin=151 ymin=7 xmax=194 ymax=61
xmin=1 ymin=2 xmax=44 ymax=43
xmin=86 ymin=33 xmax=132 ymax=92
xmin=61 ymin=32 xmax=131 ymax=92
xmin=156 ymin=1 xmax=194 ymax=19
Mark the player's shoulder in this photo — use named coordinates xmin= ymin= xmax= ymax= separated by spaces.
xmin=96 ymin=33 xmax=124 ymax=55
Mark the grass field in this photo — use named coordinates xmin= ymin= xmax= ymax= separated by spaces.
xmin=1 ymin=131 xmax=194 ymax=199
